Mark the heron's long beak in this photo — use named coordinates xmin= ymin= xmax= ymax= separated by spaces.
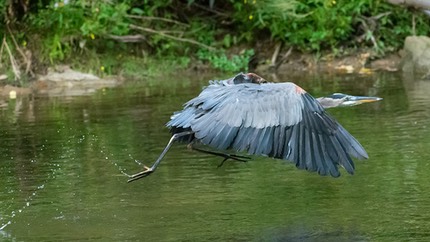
xmin=344 ymin=95 xmax=383 ymax=106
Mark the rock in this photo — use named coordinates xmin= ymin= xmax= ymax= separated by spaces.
xmin=34 ymin=66 xmax=119 ymax=96
xmin=42 ymin=69 xmax=100 ymax=83
xmin=401 ymin=36 xmax=430 ymax=74
xmin=0 ymin=74 xmax=7 ymax=81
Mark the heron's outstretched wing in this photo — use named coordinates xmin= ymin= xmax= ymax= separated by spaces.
xmin=168 ymin=82 xmax=368 ymax=177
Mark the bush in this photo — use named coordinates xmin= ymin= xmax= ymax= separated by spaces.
xmin=1 ymin=0 xmax=430 ymax=76
xmin=231 ymin=0 xmax=430 ymax=53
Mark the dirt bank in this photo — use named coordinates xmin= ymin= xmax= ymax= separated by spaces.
xmin=248 ymin=44 xmax=400 ymax=75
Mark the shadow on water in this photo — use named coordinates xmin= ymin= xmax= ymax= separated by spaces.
xmin=1 ymin=71 xmax=430 ymax=241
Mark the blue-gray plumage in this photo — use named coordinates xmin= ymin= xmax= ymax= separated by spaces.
xmin=127 ymin=73 xmax=382 ymax=182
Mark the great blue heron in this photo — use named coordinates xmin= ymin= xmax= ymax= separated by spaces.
xmin=128 ymin=73 xmax=382 ymax=182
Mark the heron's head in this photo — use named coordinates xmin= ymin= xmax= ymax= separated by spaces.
xmin=317 ymin=93 xmax=383 ymax=108
xmin=232 ymin=72 xmax=267 ymax=84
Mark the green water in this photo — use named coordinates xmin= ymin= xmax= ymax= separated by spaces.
xmin=1 ymin=71 xmax=430 ymax=241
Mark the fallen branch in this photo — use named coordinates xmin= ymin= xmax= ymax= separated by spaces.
xmin=127 ymin=15 xmax=190 ymax=27
xmin=386 ymin=0 xmax=430 ymax=9
xmin=107 ymin=34 xmax=147 ymax=43
xmin=129 ymin=24 xmax=216 ymax=50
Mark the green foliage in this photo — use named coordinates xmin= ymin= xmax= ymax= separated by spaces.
xmin=81 ymin=2 xmax=130 ymax=36
xmin=232 ymin=0 xmax=430 ymax=53
xmin=197 ymin=49 xmax=254 ymax=72
xmin=26 ymin=0 xmax=131 ymax=63
xmin=2 ymin=0 xmax=430 ymax=76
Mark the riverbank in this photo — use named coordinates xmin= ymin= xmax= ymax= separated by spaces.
xmin=1 ymin=0 xmax=426 ymax=92
xmin=0 ymin=47 xmax=402 ymax=99
xmin=252 ymin=47 xmax=400 ymax=74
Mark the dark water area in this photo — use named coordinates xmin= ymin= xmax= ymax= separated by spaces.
xmin=1 ymin=71 xmax=430 ymax=241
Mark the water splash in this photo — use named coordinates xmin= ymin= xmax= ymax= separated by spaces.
xmin=0 ymin=184 xmax=45 ymax=231
xmin=0 ymin=221 xmax=10 ymax=230
xmin=99 ymin=146 xmax=134 ymax=178
xmin=129 ymin=154 xmax=143 ymax=166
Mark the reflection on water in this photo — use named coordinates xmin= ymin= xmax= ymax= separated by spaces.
xmin=1 ymin=71 xmax=430 ymax=241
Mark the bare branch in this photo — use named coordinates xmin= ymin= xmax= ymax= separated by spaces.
xmin=0 ymin=37 xmax=4 ymax=66
xmin=7 ymin=25 xmax=28 ymax=64
xmin=127 ymin=15 xmax=189 ymax=27
xmin=192 ymin=3 xmax=229 ymax=17
xmin=129 ymin=24 xmax=216 ymax=50
xmin=271 ymin=42 xmax=282 ymax=66
xmin=3 ymin=37 xmax=21 ymax=81
xmin=275 ymin=47 xmax=293 ymax=70
xmin=6 ymin=25 xmax=34 ymax=76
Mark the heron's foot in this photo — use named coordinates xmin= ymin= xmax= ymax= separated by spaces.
xmin=127 ymin=165 xmax=154 ymax=183
xmin=218 ymin=154 xmax=251 ymax=167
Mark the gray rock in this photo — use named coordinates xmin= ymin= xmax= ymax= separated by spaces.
xmin=35 ymin=66 xmax=119 ymax=96
xmin=401 ymin=36 xmax=430 ymax=74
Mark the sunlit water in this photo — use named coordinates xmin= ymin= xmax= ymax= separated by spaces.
xmin=1 ymin=71 xmax=430 ymax=241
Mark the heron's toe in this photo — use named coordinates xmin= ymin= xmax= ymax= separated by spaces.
xmin=127 ymin=165 xmax=155 ymax=182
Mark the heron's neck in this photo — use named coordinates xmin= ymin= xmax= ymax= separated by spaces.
xmin=316 ymin=97 xmax=344 ymax=109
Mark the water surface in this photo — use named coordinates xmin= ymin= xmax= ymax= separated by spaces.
xmin=1 ymin=71 xmax=430 ymax=241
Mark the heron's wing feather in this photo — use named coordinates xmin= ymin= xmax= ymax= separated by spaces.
xmin=169 ymin=82 xmax=368 ymax=177
xmin=188 ymin=83 xmax=301 ymax=149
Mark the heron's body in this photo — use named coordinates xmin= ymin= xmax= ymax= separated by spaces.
xmin=167 ymin=79 xmax=366 ymax=177
xmin=127 ymin=73 xmax=381 ymax=182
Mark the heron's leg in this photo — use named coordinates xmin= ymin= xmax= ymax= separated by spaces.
xmin=127 ymin=130 xmax=194 ymax=183
xmin=188 ymin=143 xmax=251 ymax=167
